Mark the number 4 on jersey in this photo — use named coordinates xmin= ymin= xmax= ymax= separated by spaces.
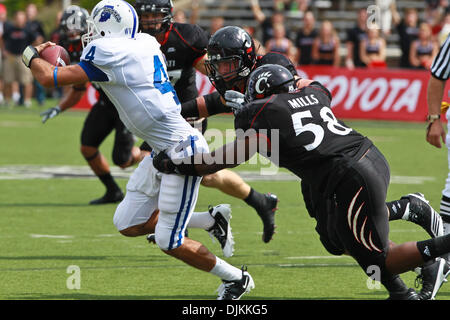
xmin=153 ymin=55 xmax=180 ymax=105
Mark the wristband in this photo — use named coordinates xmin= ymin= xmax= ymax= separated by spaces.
xmin=22 ymin=45 xmax=39 ymax=68
xmin=53 ymin=67 xmax=58 ymax=88
xmin=426 ymin=114 xmax=440 ymax=124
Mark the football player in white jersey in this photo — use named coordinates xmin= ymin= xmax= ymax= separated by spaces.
xmin=22 ymin=0 xmax=253 ymax=300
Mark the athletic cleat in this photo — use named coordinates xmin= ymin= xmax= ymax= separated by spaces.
xmin=207 ymin=204 xmax=234 ymax=258
xmin=387 ymin=288 xmax=420 ymax=300
xmin=415 ymin=257 xmax=450 ymax=300
xmin=147 ymin=233 xmax=156 ymax=244
xmin=217 ymin=266 xmax=255 ymax=300
xmin=89 ymin=190 xmax=124 ymax=205
xmin=401 ymin=193 xmax=444 ymax=238
xmin=257 ymin=193 xmax=278 ymax=243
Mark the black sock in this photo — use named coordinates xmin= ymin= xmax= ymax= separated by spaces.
xmin=386 ymin=199 xmax=410 ymax=221
xmin=244 ymin=188 xmax=265 ymax=211
xmin=98 ymin=173 xmax=121 ymax=194
xmin=416 ymin=233 xmax=450 ymax=262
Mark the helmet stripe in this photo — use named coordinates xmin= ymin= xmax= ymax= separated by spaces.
xmin=122 ymin=0 xmax=137 ymax=38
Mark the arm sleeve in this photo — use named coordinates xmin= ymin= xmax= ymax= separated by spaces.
xmin=430 ymin=34 xmax=450 ymax=81
xmin=78 ymin=42 xmax=110 ymax=82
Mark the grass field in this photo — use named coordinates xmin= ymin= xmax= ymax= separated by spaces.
xmin=1 ymin=99 xmax=449 ymax=301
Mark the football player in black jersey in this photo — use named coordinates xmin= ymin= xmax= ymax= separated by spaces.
xmin=153 ymin=64 xmax=450 ymax=299
xmin=134 ymin=0 xmax=279 ymax=244
xmin=39 ymin=5 xmax=142 ymax=205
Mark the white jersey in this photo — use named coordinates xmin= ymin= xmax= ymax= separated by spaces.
xmin=79 ymin=32 xmax=206 ymax=154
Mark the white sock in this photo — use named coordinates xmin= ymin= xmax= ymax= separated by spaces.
xmin=188 ymin=211 xmax=215 ymax=230
xmin=209 ymin=257 xmax=242 ymax=281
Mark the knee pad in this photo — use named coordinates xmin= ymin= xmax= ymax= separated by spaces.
xmin=154 ymin=212 xmax=188 ymax=251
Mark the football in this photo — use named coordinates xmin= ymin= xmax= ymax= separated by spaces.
xmin=40 ymin=45 xmax=70 ymax=67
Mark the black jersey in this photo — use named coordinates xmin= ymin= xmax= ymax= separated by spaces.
xmin=234 ymin=82 xmax=373 ymax=196
xmin=160 ymin=22 xmax=209 ymax=103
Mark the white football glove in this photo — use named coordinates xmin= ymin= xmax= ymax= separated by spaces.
xmin=40 ymin=106 xmax=61 ymax=123
xmin=224 ymin=90 xmax=246 ymax=112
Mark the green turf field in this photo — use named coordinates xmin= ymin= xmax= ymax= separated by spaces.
xmin=1 ymin=100 xmax=449 ymax=300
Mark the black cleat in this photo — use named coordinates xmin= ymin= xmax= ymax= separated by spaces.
xmin=256 ymin=193 xmax=278 ymax=243
xmin=387 ymin=288 xmax=420 ymax=300
xmin=401 ymin=193 xmax=444 ymax=238
xmin=89 ymin=190 xmax=124 ymax=205
xmin=147 ymin=233 xmax=156 ymax=244
xmin=416 ymin=258 xmax=450 ymax=300
xmin=207 ymin=204 xmax=234 ymax=258
xmin=217 ymin=266 xmax=255 ymax=300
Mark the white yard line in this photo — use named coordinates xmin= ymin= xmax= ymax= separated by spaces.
xmin=0 ymin=165 xmax=437 ymax=184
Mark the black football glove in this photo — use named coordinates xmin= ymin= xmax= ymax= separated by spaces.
xmin=152 ymin=151 xmax=176 ymax=174
xmin=153 ymin=151 xmax=200 ymax=176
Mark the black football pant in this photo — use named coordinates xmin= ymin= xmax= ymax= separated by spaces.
xmin=81 ymin=100 xmax=135 ymax=166
xmin=333 ymin=146 xmax=392 ymax=279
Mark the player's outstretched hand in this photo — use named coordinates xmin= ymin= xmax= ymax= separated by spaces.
xmin=153 ymin=151 xmax=176 ymax=174
xmin=40 ymin=106 xmax=61 ymax=123
xmin=224 ymin=90 xmax=246 ymax=112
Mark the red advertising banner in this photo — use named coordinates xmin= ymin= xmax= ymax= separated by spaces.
xmin=75 ymin=66 xmax=450 ymax=122
xmin=296 ymin=66 xmax=450 ymax=122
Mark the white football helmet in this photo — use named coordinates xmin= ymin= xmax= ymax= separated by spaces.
xmin=82 ymin=0 xmax=139 ymax=48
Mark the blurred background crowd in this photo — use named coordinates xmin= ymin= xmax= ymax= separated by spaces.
xmin=0 ymin=0 xmax=448 ymax=107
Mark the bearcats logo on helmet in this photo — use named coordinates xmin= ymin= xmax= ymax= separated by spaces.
xmin=255 ymin=71 xmax=272 ymax=97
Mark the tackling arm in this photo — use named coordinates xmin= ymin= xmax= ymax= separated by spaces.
xmin=153 ymin=135 xmax=258 ymax=176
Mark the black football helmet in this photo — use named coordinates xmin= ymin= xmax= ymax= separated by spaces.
xmin=58 ymin=5 xmax=89 ymax=62
xmin=245 ymin=64 xmax=296 ymax=101
xmin=135 ymin=0 xmax=173 ymax=36
xmin=257 ymin=52 xmax=298 ymax=77
xmin=205 ymin=26 xmax=256 ymax=96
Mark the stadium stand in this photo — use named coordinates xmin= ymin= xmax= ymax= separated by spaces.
xmin=177 ymin=0 xmax=435 ymax=67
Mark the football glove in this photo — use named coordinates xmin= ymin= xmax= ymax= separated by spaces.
xmin=152 ymin=151 xmax=177 ymax=174
xmin=224 ymin=90 xmax=246 ymax=112
xmin=40 ymin=106 xmax=61 ymax=123
xmin=153 ymin=151 xmax=199 ymax=176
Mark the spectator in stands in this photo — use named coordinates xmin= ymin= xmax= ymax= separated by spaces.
xmin=265 ymin=22 xmax=296 ymax=61
xmin=250 ymin=0 xmax=286 ymax=45
xmin=359 ymin=25 xmax=387 ymax=68
xmin=2 ymin=11 xmax=38 ymax=108
xmin=209 ymin=16 xmax=224 ymax=35
xmin=392 ymin=8 xmax=420 ymax=68
xmin=425 ymin=0 xmax=449 ymax=28
xmin=345 ymin=8 xmax=368 ymax=69
xmin=294 ymin=10 xmax=317 ymax=66
xmin=409 ymin=22 xmax=439 ymax=70
xmin=438 ymin=10 xmax=450 ymax=44
xmin=311 ymin=20 xmax=340 ymax=67
xmin=375 ymin=0 xmax=397 ymax=36
xmin=25 ymin=3 xmax=46 ymax=106
xmin=25 ymin=4 xmax=45 ymax=43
